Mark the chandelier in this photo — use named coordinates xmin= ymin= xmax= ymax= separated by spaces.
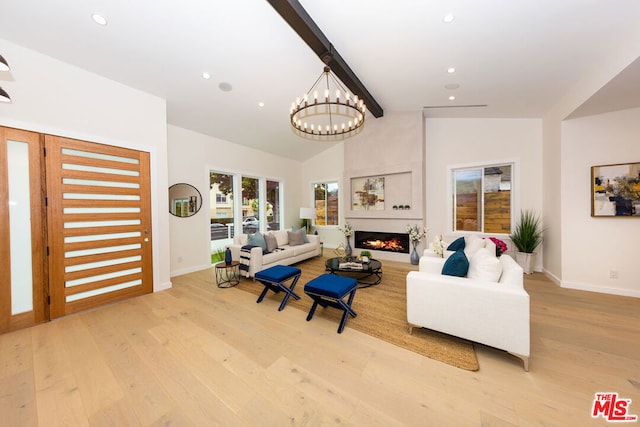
xmin=290 ymin=66 xmax=366 ymax=139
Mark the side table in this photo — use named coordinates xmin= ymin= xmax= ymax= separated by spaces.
xmin=215 ymin=261 xmax=240 ymax=288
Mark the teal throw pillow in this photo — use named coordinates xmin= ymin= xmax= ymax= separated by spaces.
xmin=441 ymin=250 xmax=469 ymax=277
xmin=447 ymin=236 xmax=465 ymax=251
xmin=248 ymin=231 xmax=267 ymax=252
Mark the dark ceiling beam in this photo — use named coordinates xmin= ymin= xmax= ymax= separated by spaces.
xmin=266 ymin=0 xmax=384 ymax=118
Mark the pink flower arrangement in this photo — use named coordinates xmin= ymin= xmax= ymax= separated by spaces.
xmin=489 ymin=237 xmax=508 ymax=256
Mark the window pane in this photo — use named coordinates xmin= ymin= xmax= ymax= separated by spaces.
xmin=484 ymin=165 xmax=511 ymax=233
xmin=327 ymin=182 xmax=339 ymax=226
xmin=314 ymin=183 xmax=327 ymax=225
xmin=314 ymin=181 xmax=339 ymax=226
xmin=454 ymin=169 xmax=481 ymax=232
xmin=210 ymin=172 xmax=234 ymax=241
xmin=242 ymin=176 xmax=260 ymax=233
xmin=267 ymin=180 xmax=281 ymax=231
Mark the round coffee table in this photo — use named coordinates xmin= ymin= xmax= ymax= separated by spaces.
xmin=325 ymin=257 xmax=382 ymax=288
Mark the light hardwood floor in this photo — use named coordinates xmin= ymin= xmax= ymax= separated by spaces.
xmin=1 ymin=259 xmax=639 ymax=426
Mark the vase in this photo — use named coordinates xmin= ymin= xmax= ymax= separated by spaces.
xmin=410 ymin=246 xmax=420 ymax=265
xmin=515 ymin=252 xmax=535 ymax=274
xmin=345 ymin=238 xmax=352 ymax=259
xmin=225 ymin=247 xmax=232 ymax=265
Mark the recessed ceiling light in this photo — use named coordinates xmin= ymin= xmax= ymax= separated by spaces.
xmin=202 ymin=72 xmax=211 ymax=79
xmin=218 ymin=82 xmax=232 ymax=92
xmin=445 ymin=83 xmax=460 ymax=90
xmin=449 ymin=96 xmax=456 ymax=101
xmin=258 ymin=102 xmax=265 ymax=107
xmin=447 ymin=67 xmax=456 ymax=74
xmin=443 ymin=14 xmax=455 ymax=23
xmin=92 ymin=13 xmax=108 ymax=26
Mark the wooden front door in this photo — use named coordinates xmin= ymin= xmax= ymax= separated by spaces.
xmin=45 ymin=135 xmax=153 ymax=319
xmin=0 ymin=128 xmax=47 ymax=333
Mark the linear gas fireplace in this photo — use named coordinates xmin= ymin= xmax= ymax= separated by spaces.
xmin=354 ymin=230 xmax=410 ymax=254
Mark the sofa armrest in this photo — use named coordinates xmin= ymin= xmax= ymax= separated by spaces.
xmin=418 ymin=255 xmax=446 ymax=273
xmin=227 ymin=244 xmax=264 ymax=277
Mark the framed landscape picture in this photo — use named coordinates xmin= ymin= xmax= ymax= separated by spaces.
xmin=591 ymin=162 xmax=640 ymax=217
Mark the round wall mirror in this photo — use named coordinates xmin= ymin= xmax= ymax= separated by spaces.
xmin=169 ymin=183 xmax=202 ymax=217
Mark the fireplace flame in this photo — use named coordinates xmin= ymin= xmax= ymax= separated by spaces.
xmin=361 ymin=238 xmax=407 ymax=252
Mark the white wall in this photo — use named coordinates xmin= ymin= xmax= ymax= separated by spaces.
xmin=561 ymin=108 xmax=640 ymax=297
xmin=167 ymin=125 xmax=303 ymax=276
xmin=300 ymin=141 xmax=345 ymax=251
xmin=425 ymin=118 xmax=544 ymax=269
xmin=0 ymin=39 xmax=171 ymax=291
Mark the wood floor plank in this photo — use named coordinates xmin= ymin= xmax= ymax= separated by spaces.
xmin=1 ymin=257 xmax=639 ymax=426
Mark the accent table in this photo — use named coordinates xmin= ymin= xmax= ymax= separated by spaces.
xmin=215 ymin=261 xmax=240 ymax=288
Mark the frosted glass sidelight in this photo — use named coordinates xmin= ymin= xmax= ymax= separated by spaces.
xmin=7 ymin=140 xmax=33 ymax=315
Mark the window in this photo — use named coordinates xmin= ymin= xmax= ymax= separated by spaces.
xmin=314 ymin=181 xmax=339 ymax=226
xmin=215 ymin=193 xmax=227 ymax=204
xmin=451 ymin=163 xmax=512 ymax=234
xmin=266 ymin=180 xmax=281 ymax=230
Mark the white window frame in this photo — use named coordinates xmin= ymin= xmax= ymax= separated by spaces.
xmin=447 ymin=158 xmax=519 ymax=236
xmin=311 ymin=179 xmax=340 ymax=228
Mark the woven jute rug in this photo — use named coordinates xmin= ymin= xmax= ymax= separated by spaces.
xmin=233 ymin=256 xmax=479 ymax=371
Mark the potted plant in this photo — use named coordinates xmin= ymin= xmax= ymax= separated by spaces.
xmin=509 ymin=209 xmax=543 ymax=274
xmin=359 ymin=250 xmax=372 ymax=263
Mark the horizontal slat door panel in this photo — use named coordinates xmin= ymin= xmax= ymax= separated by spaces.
xmin=46 ymin=135 xmax=152 ymax=318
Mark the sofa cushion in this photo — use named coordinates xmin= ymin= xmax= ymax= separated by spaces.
xmin=447 ymin=237 xmax=465 ymax=251
xmin=291 ymin=226 xmax=309 ymax=243
xmin=264 ymin=232 xmax=278 ymax=252
xmin=464 ymin=235 xmax=485 ymax=260
xmin=484 ymin=238 xmax=497 ymax=257
xmin=441 ymin=250 xmax=469 ymax=277
xmin=287 ymin=229 xmax=305 ymax=246
xmin=292 ymin=242 xmax=316 ymax=256
xmin=467 ymin=247 xmax=502 ymax=282
xmin=262 ymin=249 xmax=290 ymax=264
xmin=273 ymin=229 xmax=289 ymax=247
xmin=248 ymin=231 xmax=267 ymax=252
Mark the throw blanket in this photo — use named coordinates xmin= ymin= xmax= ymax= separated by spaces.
xmin=240 ymin=245 xmax=258 ymax=273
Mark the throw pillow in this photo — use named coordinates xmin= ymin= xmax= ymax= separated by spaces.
xmin=467 ymin=247 xmax=502 ymax=282
xmin=247 ymin=231 xmax=267 ymax=252
xmin=441 ymin=249 xmax=469 ymax=277
xmin=287 ymin=229 xmax=305 ymax=246
xmin=264 ymin=232 xmax=278 ymax=253
xmin=464 ymin=236 xmax=485 ymax=260
xmin=291 ymin=226 xmax=309 ymax=243
xmin=484 ymin=238 xmax=497 ymax=257
xmin=447 ymin=236 xmax=465 ymax=251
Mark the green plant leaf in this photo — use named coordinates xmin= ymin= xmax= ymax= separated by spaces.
xmin=509 ymin=209 xmax=543 ymax=253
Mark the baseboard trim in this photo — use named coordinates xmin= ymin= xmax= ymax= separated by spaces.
xmin=560 ymin=280 xmax=640 ymax=298
xmin=171 ymin=264 xmax=213 ymax=278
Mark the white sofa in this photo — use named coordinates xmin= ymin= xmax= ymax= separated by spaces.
xmin=406 ymin=244 xmax=530 ymax=370
xmin=228 ymin=229 xmax=321 ymax=278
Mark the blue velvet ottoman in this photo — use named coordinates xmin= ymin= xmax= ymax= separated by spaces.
xmin=304 ymin=274 xmax=358 ymax=333
xmin=254 ymin=265 xmax=302 ymax=311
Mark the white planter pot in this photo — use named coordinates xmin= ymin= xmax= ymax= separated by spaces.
xmin=515 ymin=252 xmax=536 ymax=274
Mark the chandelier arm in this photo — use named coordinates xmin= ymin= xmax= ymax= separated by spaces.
xmin=305 ymin=71 xmax=325 ymax=96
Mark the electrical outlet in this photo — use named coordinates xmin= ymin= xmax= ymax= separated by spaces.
xmin=177 ymin=256 xmax=183 ymax=263
xmin=609 ymin=270 xmax=618 ymax=279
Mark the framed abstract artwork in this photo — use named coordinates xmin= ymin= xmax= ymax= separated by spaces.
xmin=351 ymin=176 xmax=385 ymax=211
xmin=591 ymin=162 xmax=640 ymax=217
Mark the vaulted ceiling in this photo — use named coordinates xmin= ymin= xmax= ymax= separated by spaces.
xmin=1 ymin=0 xmax=639 ymax=161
